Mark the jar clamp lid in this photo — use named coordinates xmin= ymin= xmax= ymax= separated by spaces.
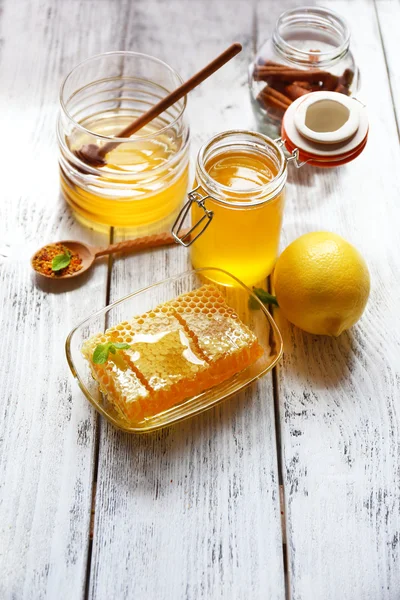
xmin=280 ymin=90 xmax=369 ymax=168
xmin=172 ymin=185 xmax=214 ymax=247
xmin=172 ymin=96 xmax=368 ymax=246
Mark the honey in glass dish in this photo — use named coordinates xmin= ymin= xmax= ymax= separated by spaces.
xmin=66 ymin=269 xmax=284 ymax=433
xmin=181 ymin=131 xmax=287 ymax=286
xmin=80 ymin=284 xmax=263 ymax=424
xmin=57 ymin=52 xmax=190 ymax=233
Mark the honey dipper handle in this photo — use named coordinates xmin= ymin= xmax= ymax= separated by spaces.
xmin=94 ymin=229 xmax=190 ymax=258
xmin=99 ymin=43 xmax=242 ymax=158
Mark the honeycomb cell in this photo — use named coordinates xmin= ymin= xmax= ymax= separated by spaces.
xmin=121 ymin=310 xmax=208 ymax=416
xmin=81 ymin=334 xmax=149 ymax=422
xmin=169 ymin=285 xmax=263 ymax=385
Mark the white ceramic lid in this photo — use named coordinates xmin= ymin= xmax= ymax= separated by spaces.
xmin=282 ymin=91 xmax=369 ymax=161
xmin=293 ymin=92 xmax=361 ymax=144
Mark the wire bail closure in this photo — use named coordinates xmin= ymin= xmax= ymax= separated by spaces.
xmin=172 ymin=186 xmax=214 ymax=247
xmin=274 ymin=138 xmax=305 ymax=168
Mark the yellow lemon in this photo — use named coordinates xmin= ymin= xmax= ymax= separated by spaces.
xmin=273 ymin=232 xmax=370 ymax=336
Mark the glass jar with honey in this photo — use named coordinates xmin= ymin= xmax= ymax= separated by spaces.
xmin=173 ymin=130 xmax=287 ymax=286
xmin=57 ymin=52 xmax=190 ymax=233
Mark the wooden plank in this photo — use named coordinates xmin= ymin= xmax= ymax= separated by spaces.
xmin=254 ymin=0 xmax=400 ymax=597
xmin=375 ymin=0 xmax=400 ymax=135
xmin=88 ymin=1 xmax=285 ymax=599
xmin=0 ymin=0 xmax=132 ymax=597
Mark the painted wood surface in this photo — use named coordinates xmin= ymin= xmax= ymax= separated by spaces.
xmin=87 ymin=2 xmax=285 ymax=599
xmin=0 ymin=0 xmax=118 ymax=598
xmin=1 ymin=0 xmax=400 ymax=599
xmin=255 ymin=0 xmax=400 ymax=598
xmin=376 ymin=0 xmax=400 ymax=135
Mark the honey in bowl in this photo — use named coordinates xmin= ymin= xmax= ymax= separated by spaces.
xmin=58 ymin=52 xmax=190 ymax=233
xmin=61 ymin=117 xmax=189 ymax=231
xmin=175 ymin=131 xmax=287 ymax=287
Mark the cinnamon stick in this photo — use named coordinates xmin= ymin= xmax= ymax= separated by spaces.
xmin=284 ymin=84 xmax=310 ymax=101
xmin=254 ymin=67 xmax=304 ymax=81
xmin=293 ymin=80 xmax=321 ymax=92
xmin=339 ymin=68 xmax=354 ymax=88
xmin=261 ymin=86 xmax=292 ymax=107
xmin=257 ymin=60 xmax=293 ymax=69
xmin=255 ymin=64 xmax=306 ymax=74
xmin=257 ymin=89 xmax=290 ymax=112
xmin=293 ymin=80 xmax=312 ymax=89
xmin=254 ymin=60 xmax=354 ymax=127
xmin=255 ymin=62 xmax=354 ymax=95
xmin=254 ymin=67 xmax=337 ymax=84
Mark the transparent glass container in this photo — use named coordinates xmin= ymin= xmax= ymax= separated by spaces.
xmin=66 ymin=268 xmax=283 ymax=433
xmin=249 ymin=7 xmax=360 ymax=137
xmin=57 ymin=51 xmax=190 ymax=233
xmin=173 ymin=130 xmax=287 ymax=287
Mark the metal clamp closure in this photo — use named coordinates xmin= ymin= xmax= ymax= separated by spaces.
xmin=274 ymin=137 xmax=307 ymax=168
xmin=172 ymin=186 xmax=214 ymax=247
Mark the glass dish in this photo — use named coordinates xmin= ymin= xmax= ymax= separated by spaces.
xmin=65 ymin=268 xmax=283 ymax=433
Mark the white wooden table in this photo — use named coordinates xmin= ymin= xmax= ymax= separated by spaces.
xmin=1 ymin=0 xmax=400 ymax=598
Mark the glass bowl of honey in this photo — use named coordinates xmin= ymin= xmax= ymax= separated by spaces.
xmin=57 ymin=51 xmax=190 ymax=233
xmin=66 ymin=268 xmax=283 ymax=433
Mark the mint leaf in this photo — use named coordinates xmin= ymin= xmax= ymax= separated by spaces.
xmin=93 ymin=343 xmax=111 ymax=364
xmin=52 ymin=249 xmax=72 ymax=272
xmin=92 ymin=341 xmax=131 ymax=364
xmin=112 ymin=342 xmax=131 ymax=350
xmin=253 ymin=288 xmax=279 ymax=307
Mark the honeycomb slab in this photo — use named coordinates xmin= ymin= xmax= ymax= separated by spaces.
xmin=82 ymin=285 xmax=263 ymax=423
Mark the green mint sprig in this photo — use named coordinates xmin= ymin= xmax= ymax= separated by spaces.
xmin=92 ymin=342 xmax=131 ymax=365
xmin=52 ymin=249 xmax=72 ymax=272
xmin=249 ymin=287 xmax=279 ymax=310
xmin=253 ymin=288 xmax=279 ymax=307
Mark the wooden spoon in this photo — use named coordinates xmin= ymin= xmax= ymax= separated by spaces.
xmin=31 ymin=229 xmax=189 ymax=280
xmin=74 ymin=43 xmax=242 ymax=168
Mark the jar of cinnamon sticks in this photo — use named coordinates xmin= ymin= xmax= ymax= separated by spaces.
xmin=249 ymin=7 xmax=360 ymax=136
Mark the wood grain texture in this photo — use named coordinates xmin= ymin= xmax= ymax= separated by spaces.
xmin=0 ymin=0 xmax=128 ymax=597
xmin=375 ymin=0 xmax=400 ymax=136
xmin=3 ymin=0 xmax=400 ymax=598
xmin=88 ymin=1 xmax=285 ymax=599
xmin=254 ymin=0 xmax=400 ymax=597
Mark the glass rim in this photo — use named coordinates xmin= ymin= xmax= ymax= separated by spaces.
xmin=273 ymin=6 xmax=351 ymax=63
xmin=59 ymin=50 xmax=187 ymax=142
xmin=196 ymin=129 xmax=287 ymax=207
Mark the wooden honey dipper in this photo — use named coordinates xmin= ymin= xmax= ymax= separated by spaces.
xmin=74 ymin=43 xmax=242 ymax=168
